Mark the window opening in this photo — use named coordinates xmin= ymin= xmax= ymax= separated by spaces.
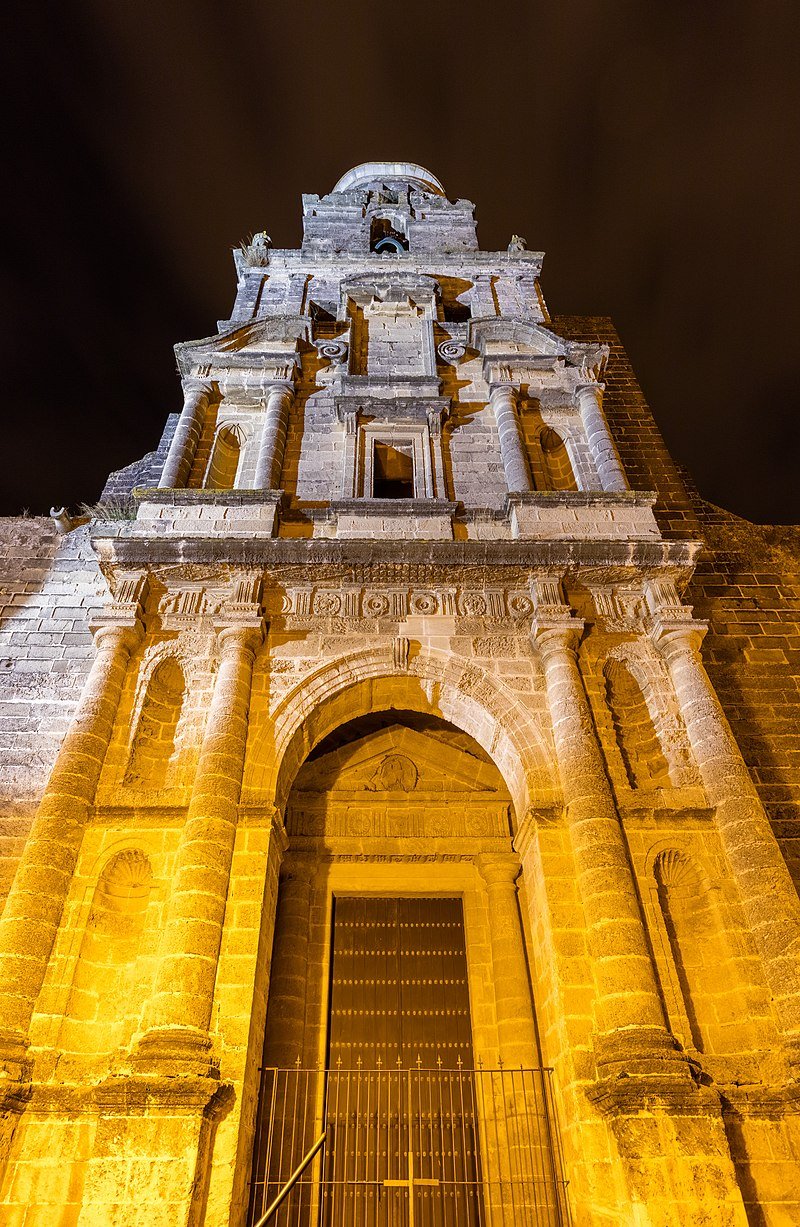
xmin=370 ymin=216 xmax=409 ymax=254
xmin=443 ymin=300 xmax=471 ymax=322
xmin=373 ymin=441 xmax=414 ymax=498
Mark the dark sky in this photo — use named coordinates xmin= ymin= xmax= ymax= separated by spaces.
xmin=5 ymin=2 xmax=800 ymax=521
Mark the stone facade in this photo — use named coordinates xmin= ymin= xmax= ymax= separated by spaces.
xmin=0 ymin=161 xmax=799 ymax=1226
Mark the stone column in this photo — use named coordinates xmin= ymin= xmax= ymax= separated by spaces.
xmin=652 ymin=619 xmax=800 ymax=1052
xmin=134 ymin=619 xmax=263 ymax=1072
xmin=261 ymin=852 xmax=317 ymax=1069
xmin=490 ymin=385 xmax=533 ymax=493
xmin=533 ymin=613 xmax=685 ymax=1077
xmin=477 ymin=853 xmax=538 ymax=1066
xmin=159 ymin=378 xmax=213 ymax=489
xmin=0 ymin=618 xmax=141 ymax=1063
xmin=253 ymin=383 xmax=294 ymax=490
xmin=575 ymin=381 xmax=628 ymax=492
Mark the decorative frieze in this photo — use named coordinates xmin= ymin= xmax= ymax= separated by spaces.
xmin=266 ymin=583 xmax=547 ymax=623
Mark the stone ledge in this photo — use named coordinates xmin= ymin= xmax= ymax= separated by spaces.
xmin=506 ymin=490 xmax=660 ymax=541
xmin=325 ymin=499 xmax=459 ymax=541
xmin=133 ymin=487 xmax=284 ymax=506
xmin=131 ymin=488 xmax=284 ymax=537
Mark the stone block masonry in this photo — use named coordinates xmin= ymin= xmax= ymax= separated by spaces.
xmin=1 ymin=161 xmax=799 ymax=1227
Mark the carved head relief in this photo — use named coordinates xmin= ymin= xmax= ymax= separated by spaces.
xmin=367 ymin=753 xmax=418 ymax=793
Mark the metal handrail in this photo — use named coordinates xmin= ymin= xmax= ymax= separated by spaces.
xmin=252 ymin=1130 xmax=326 ymax=1227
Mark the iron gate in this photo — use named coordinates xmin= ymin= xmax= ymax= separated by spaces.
xmin=248 ymin=1064 xmax=570 ymax=1226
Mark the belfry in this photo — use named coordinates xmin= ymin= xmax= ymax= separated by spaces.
xmin=1 ymin=161 xmax=800 ymax=1225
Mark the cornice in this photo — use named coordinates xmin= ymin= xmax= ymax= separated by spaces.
xmin=233 ymin=249 xmax=545 ymax=277
xmin=90 ymin=529 xmax=702 ymax=582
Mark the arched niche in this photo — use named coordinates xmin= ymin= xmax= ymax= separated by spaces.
xmin=539 ymin=426 xmax=578 ymax=491
xmin=205 ymin=423 xmax=243 ymax=489
xmin=243 ymin=650 xmax=558 ymax=822
xmin=60 ymin=849 xmax=154 ymax=1058
xmin=370 ymin=213 xmax=409 ymax=253
xmin=651 ymin=848 xmax=769 ymax=1061
xmin=603 ymin=657 xmax=674 ymax=790
xmin=125 ymin=656 xmax=186 ymax=789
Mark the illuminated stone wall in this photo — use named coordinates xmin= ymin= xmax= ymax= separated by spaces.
xmin=0 ymin=163 xmax=799 ymax=1226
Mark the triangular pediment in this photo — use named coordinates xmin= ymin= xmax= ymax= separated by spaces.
xmin=293 ymin=725 xmax=507 ymax=797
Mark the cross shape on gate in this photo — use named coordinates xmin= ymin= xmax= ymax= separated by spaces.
xmin=384 ymin=1150 xmax=439 ymax=1227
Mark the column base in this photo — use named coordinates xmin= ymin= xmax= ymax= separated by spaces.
xmin=0 ymin=1027 xmax=32 ymax=1084
xmin=781 ymin=1031 xmax=800 ymax=1081
xmin=593 ymin=1024 xmax=693 ymax=1080
xmin=130 ymin=1025 xmax=219 ymax=1078
xmin=74 ymin=1072 xmax=234 ymax=1227
xmin=588 ymin=1078 xmax=750 ymax=1226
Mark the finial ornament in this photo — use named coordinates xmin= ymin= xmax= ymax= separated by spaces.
xmin=507 ymin=234 xmax=527 ymax=253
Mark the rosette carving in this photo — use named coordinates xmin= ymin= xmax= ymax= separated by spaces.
xmin=507 ymin=593 xmax=533 ymax=618
xmin=410 ymin=592 xmax=438 ymax=615
xmin=363 ymin=593 xmax=390 ymax=617
xmin=312 ymin=591 xmax=342 ymax=616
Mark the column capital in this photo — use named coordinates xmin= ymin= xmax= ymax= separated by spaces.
xmin=489 ymin=382 xmax=519 ymax=407
xmin=649 ymin=617 xmax=708 ymax=664
xmin=476 ymin=852 xmax=522 ymax=888
xmin=90 ymin=572 xmax=149 ymax=646
xmin=260 ymin=379 xmax=295 ymax=399
xmin=574 ymin=379 xmax=606 ymax=401
xmin=532 ymin=621 xmax=584 ymax=662
xmin=529 ymin=574 xmax=583 ymax=657
xmin=214 ymin=622 xmax=264 ymax=660
xmin=90 ymin=620 xmax=143 ymax=656
xmin=280 ymin=849 xmax=318 ymax=886
xmin=180 ymin=376 xmax=214 ymax=400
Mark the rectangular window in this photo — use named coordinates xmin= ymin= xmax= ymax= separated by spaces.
xmin=372 ymin=440 xmax=414 ymax=498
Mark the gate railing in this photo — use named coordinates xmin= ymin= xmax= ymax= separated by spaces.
xmin=248 ymin=1064 xmax=570 ymax=1226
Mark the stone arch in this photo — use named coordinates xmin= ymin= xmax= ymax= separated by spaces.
xmin=60 ymin=848 xmax=154 ymax=1058
xmin=243 ymin=647 xmax=558 ymax=821
xmin=125 ymin=655 xmax=186 ymax=789
xmin=600 ymin=644 xmax=697 ymax=790
xmin=205 ymin=421 xmax=244 ymax=489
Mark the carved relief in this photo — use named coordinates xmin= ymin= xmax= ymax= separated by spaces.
xmin=437 ymin=339 xmax=467 ymax=365
xmin=410 ymin=591 xmax=438 ymax=615
xmin=590 ymin=586 xmax=646 ymax=633
xmin=367 ymin=754 xmax=418 ymax=792
xmin=509 ymin=594 xmax=534 ymax=622
xmin=312 ymin=591 xmax=342 ymax=616
xmin=158 ymin=588 xmax=208 ymax=629
xmin=265 ymin=582 xmax=548 ymax=626
xmin=363 ymin=593 xmax=390 ymax=617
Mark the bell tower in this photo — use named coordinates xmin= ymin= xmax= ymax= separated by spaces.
xmin=1 ymin=161 xmax=800 ymax=1226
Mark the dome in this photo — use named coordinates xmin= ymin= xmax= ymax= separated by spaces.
xmin=332 ymin=161 xmax=445 ymax=196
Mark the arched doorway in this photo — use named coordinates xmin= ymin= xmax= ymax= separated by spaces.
xmin=246 ymin=707 xmax=568 ymax=1226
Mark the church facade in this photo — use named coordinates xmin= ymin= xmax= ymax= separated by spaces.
xmin=1 ymin=161 xmax=800 ymax=1225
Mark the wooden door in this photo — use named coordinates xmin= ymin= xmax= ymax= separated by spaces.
xmin=323 ymin=896 xmax=483 ymax=1226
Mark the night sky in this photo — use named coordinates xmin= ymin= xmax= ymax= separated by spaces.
xmin=5 ymin=2 xmax=800 ymax=522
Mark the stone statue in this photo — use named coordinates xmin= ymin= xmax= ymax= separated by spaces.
xmin=507 ymin=234 xmax=527 ymax=252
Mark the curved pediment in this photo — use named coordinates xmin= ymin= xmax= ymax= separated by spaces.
xmin=174 ymin=316 xmax=310 ymax=375
xmin=468 ymin=317 xmax=567 ymax=358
